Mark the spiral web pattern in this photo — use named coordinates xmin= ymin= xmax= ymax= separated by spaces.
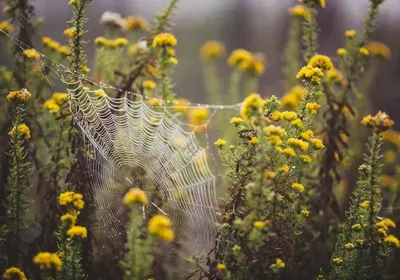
xmin=63 ymin=78 xmax=223 ymax=270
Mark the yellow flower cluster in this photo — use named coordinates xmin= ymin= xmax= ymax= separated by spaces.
xmin=283 ymin=147 xmax=296 ymax=157
xmin=344 ymin=243 xmax=355 ymax=249
xmin=279 ymin=165 xmax=290 ymax=173
xmin=311 ymin=138 xmax=325 ymax=149
xmin=376 ymin=218 xmax=396 ymax=234
xmin=7 ymin=89 xmax=32 ymax=102
xmin=292 ymin=182 xmax=305 ymax=192
xmin=64 ymin=28 xmax=83 ymax=39
xmin=254 ymin=220 xmax=268 ymax=230
xmin=200 ymin=40 xmax=226 ymax=60
xmin=309 ymin=55 xmax=333 ymax=71
xmin=345 ymin=29 xmax=356 ymax=39
xmin=3 ymin=267 xmax=27 ymax=280
xmin=214 ymin=138 xmax=227 ymax=148
xmin=95 ymin=37 xmax=128 ymax=48
xmin=275 ymin=258 xmax=285 ymax=269
xmin=123 ymin=188 xmax=148 ymax=206
xmin=230 ymin=117 xmax=243 ymax=126
xmin=0 ymin=21 xmax=14 ymax=33
xmin=265 ymin=125 xmax=286 ymax=136
xmin=289 ymin=5 xmax=309 ymax=19
xmin=173 ymin=98 xmax=189 ymax=114
xmin=360 ymin=200 xmax=370 ymax=208
xmin=143 ymin=80 xmax=156 ymax=90
xmin=152 ymin=33 xmax=178 ymax=47
xmin=33 ymin=252 xmax=62 ymax=271
xmin=337 ymin=48 xmax=347 ymax=56
xmin=59 ymin=191 xmax=85 ymax=210
xmin=326 ymin=68 xmax=344 ymax=82
xmin=61 ymin=213 xmax=77 ymax=225
xmin=361 ymin=111 xmax=394 ymax=133
xmin=366 ymin=41 xmax=391 ymax=59
xmin=306 ymin=102 xmax=321 ymax=114
xmin=299 ymin=0 xmax=326 ymax=8
xmin=227 ymin=49 xmax=252 ymax=68
xmin=291 ymin=119 xmax=303 ymax=128
xmin=228 ymin=49 xmax=266 ymax=76
xmin=280 ymin=86 xmax=304 ymax=110
xmin=9 ymin=124 xmax=31 ymax=140
xmin=42 ymin=37 xmax=61 ymax=51
xmin=188 ymin=107 xmax=209 ymax=127
xmin=359 ymin=47 xmax=369 ymax=56
xmin=296 ymin=64 xmax=324 ymax=84
xmin=384 ymin=235 xmax=400 ymax=248
xmin=125 ymin=16 xmax=149 ymax=31
xmin=240 ymin=93 xmax=264 ymax=121
xmin=44 ymin=92 xmax=68 ymax=113
xmin=282 ymin=111 xmax=297 ymax=121
xmin=67 ymin=225 xmax=88 ymax=239
xmin=148 ymin=215 xmax=175 ymax=241
xmin=333 ymin=257 xmax=343 ymax=265
xmin=23 ymin=48 xmax=41 ymax=60
xmin=300 ymin=155 xmax=312 ymax=163
xmin=288 ymin=138 xmax=309 ymax=151
xmin=300 ymin=130 xmax=314 ymax=140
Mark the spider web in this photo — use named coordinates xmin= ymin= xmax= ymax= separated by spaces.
xmin=1 ymin=29 xmax=242 ymax=275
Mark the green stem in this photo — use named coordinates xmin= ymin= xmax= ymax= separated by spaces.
xmin=229 ymin=68 xmax=242 ymax=104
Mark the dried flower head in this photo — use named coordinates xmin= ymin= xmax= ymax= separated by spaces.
xmin=361 ymin=111 xmax=394 ymax=133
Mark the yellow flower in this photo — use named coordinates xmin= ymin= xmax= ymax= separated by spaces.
xmin=301 ymin=210 xmax=310 ymax=216
xmin=345 ymin=243 xmax=355 ymax=249
xmin=292 ymin=183 xmax=305 ymax=192
xmin=143 ymin=80 xmax=156 ymax=90
xmin=264 ymin=125 xmax=286 ymax=136
xmin=227 ymin=49 xmax=252 ymax=68
xmin=188 ymin=107 xmax=209 ymax=126
xmin=283 ymin=147 xmax=296 ymax=157
xmin=95 ymin=37 xmax=108 ymax=46
xmin=148 ymin=215 xmax=174 ymax=242
xmin=44 ymin=99 xmax=61 ymax=113
xmin=291 ymin=119 xmax=303 ymax=128
xmin=278 ymin=165 xmax=290 ymax=173
xmin=63 ymin=28 xmax=75 ymax=39
xmin=240 ymin=93 xmax=264 ymax=121
xmin=94 ymin=89 xmax=106 ymax=97
xmin=337 ymin=48 xmax=347 ymax=56
xmin=125 ymin=16 xmax=149 ymax=31
xmin=271 ymin=111 xmax=283 ymax=121
xmin=200 ymin=40 xmax=226 ymax=60
xmin=238 ymin=53 xmax=266 ymax=76
xmin=311 ymin=138 xmax=325 ymax=149
xmin=23 ymin=49 xmax=41 ymax=60
xmin=275 ymin=258 xmax=285 ymax=269
xmin=333 ymin=257 xmax=343 ymax=265
xmin=69 ymin=0 xmax=77 ymax=4
xmin=33 ymin=252 xmax=62 ymax=271
xmin=296 ymin=65 xmax=324 ymax=84
xmin=3 ymin=267 xmax=27 ymax=280
xmin=58 ymin=45 xmax=71 ymax=56
xmin=306 ymin=102 xmax=321 ymax=114
xmin=254 ymin=220 xmax=267 ymax=230
xmin=217 ymin=263 xmax=227 ymax=271
xmin=0 ymin=21 xmax=14 ymax=33
xmin=326 ymin=68 xmax=344 ymax=82
xmin=280 ymin=86 xmax=304 ymax=110
xmin=345 ymin=29 xmax=356 ymax=39
xmin=67 ymin=226 xmax=87 ymax=239
xmin=300 ymin=130 xmax=314 ymax=141
xmin=360 ymin=200 xmax=370 ymax=208
xmin=52 ymin=92 xmax=68 ymax=105
xmin=361 ymin=111 xmax=394 ymax=133
xmin=123 ymin=188 xmax=148 ymax=206
xmin=59 ymin=191 xmax=85 ymax=209
xmin=7 ymin=89 xmax=32 ymax=102
xmin=300 ymin=155 xmax=312 ymax=163
xmin=282 ymin=111 xmax=298 ymax=121
xmin=61 ymin=213 xmax=77 ymax=225
xmin=359 ymin=47 xmax=369 ymax=56
xmin=230 ymin=117 xmax=243 ymax=126
xmin=351 ymin=224 xmax=362 ymax=230
xmin=309 ymin=55 xmax=333 ymax=70
xmin=9 ymin=124 xmax=31 ymax=140
xmin=169 ymin=57 xmax=178 ymax=65
xmin=267 ymin=135 xmax=283 ymax=146
xmin=115 ymin=37 xmax=128 ymax=47
xmin=289 ymin=5 xmax=309 ymax=19
xmin=173 ymin=98 xmax=189 ymax=114
xmin=214 ymin=138 xmax=227 ymax=148
xmin=384 ymin=235 xmax=400 ymax=248
xmin=288 ymin=138 xmax=309 ymax=151
xmin=250 ymin=137 xmax=259 ymax=144
xmin=366 ymin=41 xmax=391 ymax=59
xmin=265 ymin=172 xmax=276 ymax=179
xmin=152 ymin=33 xmax=177 ymax=47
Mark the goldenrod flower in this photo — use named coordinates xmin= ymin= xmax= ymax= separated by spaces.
xmin=306 ymin=102 xmax=321 ymax=114
xmin=382 ymin=218 xmax=396 ymax=229
xmin=333 ymin=258 xmax=343 ymax=265
xmin=23 ymin=49 xmax=41 ymax=60
xmin=296 ymin=65 xmax=324 ymax=84
xmin=366 ymin=41 xmax=391 ymax=59
xmin=264 ymin=125 xmax=286 ymax=136
xmin=230 ymin=117 xmax=243 ymax=126
xmin=238 ymin=53 xmax=266 ymax=76
xmin=9 ymin=124 xmax=31 ymax=140
xmin=275 ymin=258 xmax=285 ymax=269
xmin=265 ymin=171 xmax=276 ymax=179
xmin=359 ymin=47 xmax=369 ymax=56
xmin=3 ymin=267 xmax=27 ymax=280
xmin=300 ymin=130 xmax=314 ymax=140
xmin=311 ymin=138 xmax=325 ymax=149
xmin=188 ymin=107 xmax=209 ymax=126
xmin=61 ymin=213 xmax=77 ymax=225
xmin=125 ymin=16 xmax=149 ymax=31
xmin=300 ymin=155 xmax=312 ymax=163
xmin=345 ymin=29 xmax=356 ymax=39
xmin=115 ymin=38 xmax=128 ymax=47
xmin=64 ymin=28 xmax=76 ymax=39
xmin=227 ymin=49 xmax=252 ymax=68
xmin=173 ymin=98 xmax=189 ymax=114
xmin=384 ymin=235 xmax=400 ymax=248
xmin=361 ymin=111 xmax=394 ymax=133
xmin=217 ymin=263 xmax=227 ymax=271
xmin=326 ymin=68 xmax=344 ymax=82
xmin=123 ymin=188 xmax=148 ymax=206
xmin=52 ymin=92 xmax=68 ymax=105
xmin=278 ymin=165 xmax=290 ymax=173
xmin=250 ymin=137 xmax=259 ymax=144
xmin=288 ymin=138 xmax=309 ymax=151
xmin=309 ymin=55 xmax=333 ymax=70
xmin=95 ymin=37 xmax=108 ymax=46
xmin=289 ymin=5 xmax=309 ymax=19
xmin=254 ymin=221 xmax=267 ymax=230
xmin=292 ymin=182 xmax=305 ymax=192
xmin=271 ymin=111 xmax=283 ymax=121
xmin=345 ymin=243 xmax=355 ymax=249
xmin=267 ymin=135 xmax=283 ymax=146
xmin=291 ymin=119 xmax=303 ymax=128
xmin=200 ymin=40 xmax=226 ymax=60
xmin=360 ymin=200 xmax=370 ymax=208
xmin=169 ymin=57 xmax=178 ymax=65
xmin=214 ymin=138 xmax=227 ymax=148
xmin=152 ymin=33 xmax=177 ymax=47
xmin=44 ymin=99 xmax=61 ymax=113
xmin=337 ymin=48 xmax=347 ymax=56
xmin=69 ymin=0 xmax=77 ymax=4
xmin=283 ymin=147 xmax=296 ymax=157
xmin=7 ymin=89 xmax=32 ymax=102
xmin=58 ymin=45 xmax=71 ymax=56
xmin=282 ymin=111 xmax=297 ymax=121
xmin=280 ymin=86 xmax=304 ymax=110
xmin=143 ymin=80 xmax=156 ymax=90
xmin=94 ymin=89 xmax=106 ymax=97
xmin=148 ymin=215 xmax=175 ymax=242
xmin=33 ymin=252 xmax=62 ymax=271
xmin=0 ymin=21 xmax=14 ymax=33
xmin=59 ymin=191 xmax=85 ymax=209
xmin=240 ymin=93 xmax=264 ymax=121
xmin=301 ymin=210 xmax=310 ymax=216
xmin=67 ymin=226 xmax=87 ymax=239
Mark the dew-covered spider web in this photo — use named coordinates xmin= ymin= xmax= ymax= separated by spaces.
xmin=1 ymin=29 xmax=242 ymax=275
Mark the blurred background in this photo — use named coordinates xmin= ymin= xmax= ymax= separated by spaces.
xmin=29 ymin=0 xmax=400 ymax=129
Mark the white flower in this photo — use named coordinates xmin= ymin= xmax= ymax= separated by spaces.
xmin=99 ymin=11 xmax=127 ymax=30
